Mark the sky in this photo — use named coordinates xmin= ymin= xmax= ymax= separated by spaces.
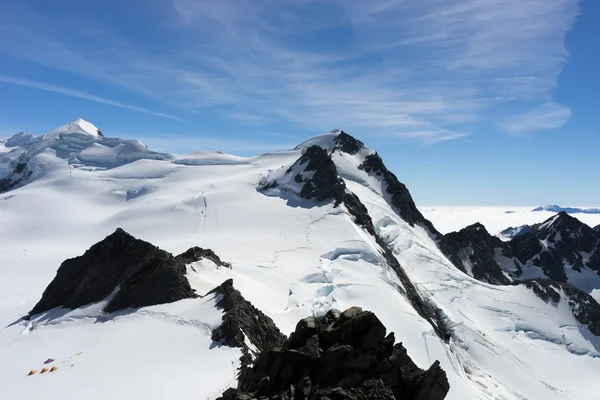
xmin=0 ymin=0 xmax=598 ymax=206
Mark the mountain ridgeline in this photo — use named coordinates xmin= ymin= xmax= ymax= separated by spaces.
xmin=10 ymin=122 xmax=600 ymax=399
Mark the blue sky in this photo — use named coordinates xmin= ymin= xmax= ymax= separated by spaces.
xmin=0 ymin=0 xmax=598 ymax=206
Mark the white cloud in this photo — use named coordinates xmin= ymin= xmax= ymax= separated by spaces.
xmin=0 ymin=0 xmax=581 ymax=142
xmin=503 ymin=102 xmax=572 ymax=133
xmin=0 ymin=75 xmax=185 ymax=122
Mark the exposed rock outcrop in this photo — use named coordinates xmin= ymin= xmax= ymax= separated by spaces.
xmin=218 ymin=307 xmax=450 ymax=400
xmin=333 ymin=131 xmax=365 ymax=155
xmin=509 ymin=212 xmax=600 ymax=281
xmin=358 ymin=152 xmax=438 ymax=235
xmin=260 ymin=144 xmax=451 ymax=342
xmin=443 ymin=213 xmax=600 ymax=290
xmin=207 ymin=279 xmax=286 ymax=352
xmin=440 ymin=223 xmax=512 ymax=285
xmin=29 ymin=228 xmax=196 ymax=316
xmin=176 ymin=246 xmax=231 ymax=268
xmin=516 ymin=279 xmax=600 ymax=336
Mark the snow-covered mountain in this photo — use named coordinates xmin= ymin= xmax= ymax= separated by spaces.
xmin=0 ymin=118 xmax=170 ymax=192
xmin=533 ymin=205 xmax=600 ymax=214
xmin=2 ymin=121 xmax=600 ymax=400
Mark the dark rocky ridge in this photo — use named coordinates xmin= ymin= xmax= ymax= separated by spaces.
xmin=509 ymin=212 xmax=600 ymax=281
xmin=357 ymin=153 xmax=439 ymax=236
xmin=294 ymin=145 xmax=348 ymax=204
xmin=207 ymin=279 xmax=286 ymax=352
xmin=440 ymin=223 xmax=511 ymax=285
xmin=176 ymin=246 xmax=231 ymax=268
xmin=28 ymin=229 xmax=213 ymax=316
xmin=595 ymin=225 xmax=600 ymax=235
xmin=330 ymin=131 xmax=439 ymax=236
xmin=218 ymin=307 xmax=449 ymax=400
xmin=515 ymin=279 xmax=600 ymax=336
xmin=439 ymin=215 xmax=600 ymax=336
xmin=442 ymin=212 xmax=600 ymax=288
xmin=333 ymin=131 xmax=365 ymax=155
xmin=262 ymin=145 xmax=451 ymax=342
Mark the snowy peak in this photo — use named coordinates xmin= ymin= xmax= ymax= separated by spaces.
xmin=499 ymin=224 xmax=533 ymax=240
xmin=0 ymin=118 xmax=172 ymax=193
xmin=295 ymin=129 xmax=439 ymax=235
xmin=46 ymin=118 xmax=102 ymax=139
xmin=525 ymin=211 xmax=598 ymax=252
xmin=294 ymin=129 xmax=341 ymax=152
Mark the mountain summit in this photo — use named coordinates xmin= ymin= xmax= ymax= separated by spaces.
xmin=0 ymin=118 xmax=171 ymax=193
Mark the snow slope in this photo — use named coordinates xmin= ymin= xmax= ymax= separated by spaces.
xmin=1 ymin=123 xmax=599 ymax=399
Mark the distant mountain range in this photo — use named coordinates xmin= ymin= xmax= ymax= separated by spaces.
xmin=532 ymin=205 xmax=600 ymax=214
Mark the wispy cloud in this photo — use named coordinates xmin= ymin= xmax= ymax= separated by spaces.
xmin=503 ymin=102 xmax=572 ymax=133
xmin=0 ymin=0 xmax=580 ymax=142
xmin=0 ymin=75 xmax=185 ymax=122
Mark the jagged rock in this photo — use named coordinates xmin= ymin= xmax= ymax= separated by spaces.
xmin=176 ymin=246 xmax=231 ymax=268
xmin=295 ymin=145 xmax=347 ymax=203
xmin=509 ymin=212 xmax=600 ymax=281
xmin=217 ymin=307 xmax=449 ymax=400
xmin=443 ymin=213 xmax=600 ymax=290
xmin=208 ymin=279 xmax=286 ymax=352
xmin=516 ymin=278 xmax=600 ymax=336
xmin=261 ymin=144 xmax=450 ymax=343
xmin=595 ymin=225 xmax=600 ymax=235
xmin=440 ymin=223 xmax=512 ymax=285
xmin=29 ymin=228 xmax=196 ymax=316
xmin=358 ymin=152 xmax=438 ymax=235
xmin=333 ymin=131 xmax=365 ymax=155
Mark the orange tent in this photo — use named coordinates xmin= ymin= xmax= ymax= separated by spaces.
xmin=50 ymin=366 xmax=58 ymax=372
xmin=27 ymin=370 xmax=37 ymax=376
xmin=40 ymin=367 xmax=49 ymax=374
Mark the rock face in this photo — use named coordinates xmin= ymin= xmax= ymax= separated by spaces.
xmin=509 ymin=212 xmax=600 ymax=281
xmin=176 ymin=246 xmax=231 ymax=268
xmin=595 ymin=225 xmax=600 ymax=236
xmin=261 ymin=144 xmax=451 ymax=343
xmin=294 ymin=145 xmax=348 ymax=204
xmin=516 ymin=279 xmax=600 ymax=336
xmin=218 ymin=307 xmax=450 ymax=400
xmin=443 ymin=213 xmax=600 ymax=288
xmin=207 ymin=279 xmax=286 ymax=352
xmin=357 ymin=152 xmax=438 ymax=235
xmin=440 ymin=223 xmax=511 ymax=285
xmin=29 ymin=228 xmax=196 ymax=316
xmin=333 ymin=131 xmax=365 ymax=155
